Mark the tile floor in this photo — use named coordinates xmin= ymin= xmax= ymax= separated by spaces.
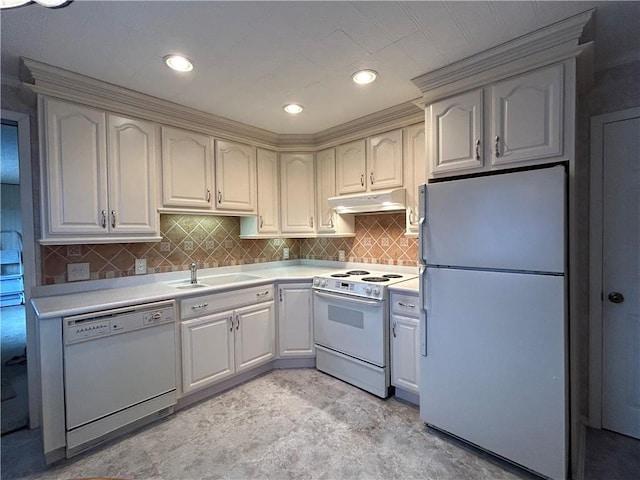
xmin=1 ymin=369 xmax=533 ymax=480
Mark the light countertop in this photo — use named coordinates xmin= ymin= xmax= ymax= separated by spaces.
xmin=32 ymin=261 xmax=420 ymax=319
xmin=389 ymin=278 xmax=419 ymax=294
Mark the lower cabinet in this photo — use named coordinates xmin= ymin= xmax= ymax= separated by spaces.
xmin=390 ymin=292 xmax=420 ymax=395
xmin=180 ymin=286 xmax=275 ymax=395
xmin=277 ymin=282 xmax=314 ymax=358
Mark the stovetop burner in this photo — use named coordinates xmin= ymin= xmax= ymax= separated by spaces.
xmin=361 ymin=277 xmax=391 ymax=283
xmin=346 ymin=270 xmax=370 ymax=275
xmin=382 ymin=274 xmax=403 ymax=279
xmin=330 ymin=273 xmax=351 ymax=278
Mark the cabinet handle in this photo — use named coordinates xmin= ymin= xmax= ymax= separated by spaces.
xmin=111 ymin=210 xmax=116 ymax=228
xmin=370 ymin=172 xmax=374 ymax=185
xmin=329 ymin=214 xmax=334 ymax=228
xmin=191 ymin=303 xmax=209 ymax=310
xmin=279 ymin=289 xmax=283 ymax=302
xmin=217 ymin=190 xmax=222 ymax=204
xmin=236 ymin=315 xmax=240 ymax=330
xmin=475 ymin=139 xmax=481 ymax=160
xmin=206 ymin=189 xmax=211 ymax=202
xmin=310 ymin=216 xmax=314 ymax=228
xmin=101 ymin=210 xmax=107 ymax=228
xmin=360 ymin=174 xmax=364 ymax=187
xmin=408 ymin=209 xmax=415 ymax=225
xmin=398 ymin=302 xmax=416 ymax=309
xmin=256 ymin=290 xmax=270 ymax=298
xmin=229 ymin=317 xmax=233 ymax=332
xmin=259 ymin=215 xmax=264 ymax=228
xmin=495 ymin=136 xmax=500 ymax=157
xmin=392 ymin=321 xmax=397 ymax=338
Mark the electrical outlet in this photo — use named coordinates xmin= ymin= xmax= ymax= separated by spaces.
xmin=283 ymin=247 xmax=290 ymax=260
xmin=135 ymin=258 xmax=147 ymax=275
xmin=338 ymin=250 xmax=346 ymax=262
xmin=67 ymin=263 xmax=90 ymax=282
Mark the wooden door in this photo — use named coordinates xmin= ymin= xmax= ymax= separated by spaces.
xmin=215 ymin=140 xmax=256 ymax=212
xmin=280 ymin=153 xmax=315 ymax=234
xmin=235 ymin=301 xmax=276 ymax=373
xmin=256 ymin=148 xmax=280 ymax=234
xmin=278 ymin=284 xmax=314 ymax=357
xmin=601 ymin=115 xmax=640 ymax=439
xmin=429 ymin=89 xmax=483 ymax=176
xmin=367 ymin=128 xmax=403 ymax=190
xmin=107 ymin=114 xmax=158 ymax=235
xmin=161 ymin=126 xmax=213 ymax=209
xmin=316 ymin=148 xmax=336 ymax=233
xmin=404 ymin=123 xmax=426 ymax=235
xmin=391 ymin=314 xmax=420 ymax=394
xmin=181 ymin=311 xmax=235 ymax=394
xmin=336 ymin=139 xmax=366 ymax=194
xmin=44 ymin=99 xmax=108 ymax=235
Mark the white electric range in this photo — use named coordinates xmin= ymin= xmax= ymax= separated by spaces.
xmin=312 ymin=269 xmax=417 ymax=398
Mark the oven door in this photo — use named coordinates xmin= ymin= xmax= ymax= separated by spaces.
xmin=313 ymin=290 xmax=387 ymax=367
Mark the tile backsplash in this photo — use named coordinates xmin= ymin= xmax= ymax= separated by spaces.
xmin=41 ymin=212 xmax=418 ymax=284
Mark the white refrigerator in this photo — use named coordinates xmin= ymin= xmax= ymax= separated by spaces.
xmin=418 ymin=166 xmax=567 ymax=479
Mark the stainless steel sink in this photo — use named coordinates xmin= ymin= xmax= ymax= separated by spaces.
xmin=167 ymin=273 xmax=261 ymax=289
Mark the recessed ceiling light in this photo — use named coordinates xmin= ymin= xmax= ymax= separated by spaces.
xmin=352 ymin=69 xmax=378 ymax=85
xmin=164 ymin=54 xmax=194 ymax=72
xmin=283 ymin=104 xmax=303 ymax=114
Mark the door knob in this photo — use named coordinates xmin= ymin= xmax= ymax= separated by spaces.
xmin=608 ymin=292 xmax=624 ymax=304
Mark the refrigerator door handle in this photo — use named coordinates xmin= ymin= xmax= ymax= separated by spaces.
xmin=418 ymin=217 xmax=426 ymax=264
xmin=419 ymin=266 xmax=427 ymax=356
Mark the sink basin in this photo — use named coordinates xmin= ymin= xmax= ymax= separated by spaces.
xmin=167 ymin=273 xmax=260 ymax=289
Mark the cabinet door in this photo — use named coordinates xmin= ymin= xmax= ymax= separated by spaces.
xmin=336 ymin=139 xmax=366 ymax=194
xmin=234 ymin=301 xmax=276 ymax=373
xmin=181 ymin=311 xmax=235 ymax=394
xmin=316 ymin=148 xmax=337 ymax=233
xmin=161 ymin=126 xmax=213 ymax=209
xmin=391 ymin=314 xmax=420 ymax=394
xmin=44 ymin=99 xmax=108 ymax=235
xmin=215 ymin=140 xmax=256 ymax=212
xmin=403 ymin=123 xmax=426 ymax=235
xmin=256 ymin=149 xmax=280 ymax=234
xmin=490 ymin=64 xmax=563 ymax=166
xmin=280 ymin=153 xmax=315 ymax=234
xmin=429 ymin=89 xmax=483 ymax=176
xmin=367 ymin=129 xmax=403 ymax=190
xmin=278 ymin=284 xmax=314 ymax=357
xmin=107 ymin=114 xmax=158 ymax=235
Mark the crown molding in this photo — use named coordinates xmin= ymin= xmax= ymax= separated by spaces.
xmin=411 ymin=9 xmax=594 ymax=102
xmin=19 ymin=58 xmax=424 ymax=152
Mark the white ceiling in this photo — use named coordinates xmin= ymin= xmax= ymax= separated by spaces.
xmin=1 ymin=1 xmax=639 ymax=134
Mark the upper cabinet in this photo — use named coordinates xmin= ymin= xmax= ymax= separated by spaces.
xmin=280 ymin=153 xmax=315 ymax=234
xmin=336 ymin=129 xmax=403 ymax=194
xmin=367 ymin=129 xmax=404 ymax=190
xmin=316 ymin=148 xmax=355 ymax=236
xmin=214 ymin=140 xmax=256 ymax=213
xmin=427 ymin=64 xmax=566 ymax=179
xmin=161 ymin=126 xmax=214 ymax=210
xmin=255 ymin=148 xmax=280 ymax=234
xmin=40 ymin=98 xmax=160 ymax=244
xmin=403 ymin=123 xmax=426 ymax=236
xmin=336 ymin=140 xmax=366 ymax=194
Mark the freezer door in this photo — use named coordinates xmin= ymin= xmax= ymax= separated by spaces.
xmin=420 ymin=267 xmax=566 ymax=479
xmin=423 ymin=166 xmax=565 ymax=273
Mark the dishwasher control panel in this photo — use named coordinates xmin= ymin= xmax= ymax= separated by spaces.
xmin=64 ymin=301 xmax=175 ymax=345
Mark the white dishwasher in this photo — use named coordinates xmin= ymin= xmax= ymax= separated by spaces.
xmin=63 ymin=300 xmax=176 ymax=456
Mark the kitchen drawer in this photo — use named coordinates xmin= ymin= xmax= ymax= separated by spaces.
xmin=180 ymin=285 xmax=274 ymax=319
xmin=390 ymin=293 xmax=419 ymax=317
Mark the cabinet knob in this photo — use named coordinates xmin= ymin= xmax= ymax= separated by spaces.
xmin=101 ymin=210 xmax=107 ymax=229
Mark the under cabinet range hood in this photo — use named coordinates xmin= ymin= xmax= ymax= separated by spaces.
xmin=327 ymin=188 xmax=406 ymax=214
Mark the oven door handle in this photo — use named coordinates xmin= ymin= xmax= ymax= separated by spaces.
xmin=313 ymin=290 xmax=383 ymax=307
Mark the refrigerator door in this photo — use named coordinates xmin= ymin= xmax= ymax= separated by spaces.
xmin=420 ymin=267 xmax=566 ymax=479
xmin=422 ymin=166 xmax=565 ymax=273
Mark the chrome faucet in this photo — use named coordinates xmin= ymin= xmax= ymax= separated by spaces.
xmin=189 ymin=262 xmax=198 ymax=284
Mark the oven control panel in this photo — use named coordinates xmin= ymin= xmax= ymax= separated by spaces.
xmin=313 ymin=277 xmax=384 ymax=299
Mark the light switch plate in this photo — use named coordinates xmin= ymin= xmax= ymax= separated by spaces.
xmin=67 ymin=263 xmax=90 ymax=282
xmin=135 ymin=259 xmax=147 ymax=275
xmin=283 ymin=247 xmax=290 ymax=260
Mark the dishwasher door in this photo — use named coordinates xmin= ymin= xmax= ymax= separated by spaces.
xmin=64 ymin=302 xmax=176 ymax=431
